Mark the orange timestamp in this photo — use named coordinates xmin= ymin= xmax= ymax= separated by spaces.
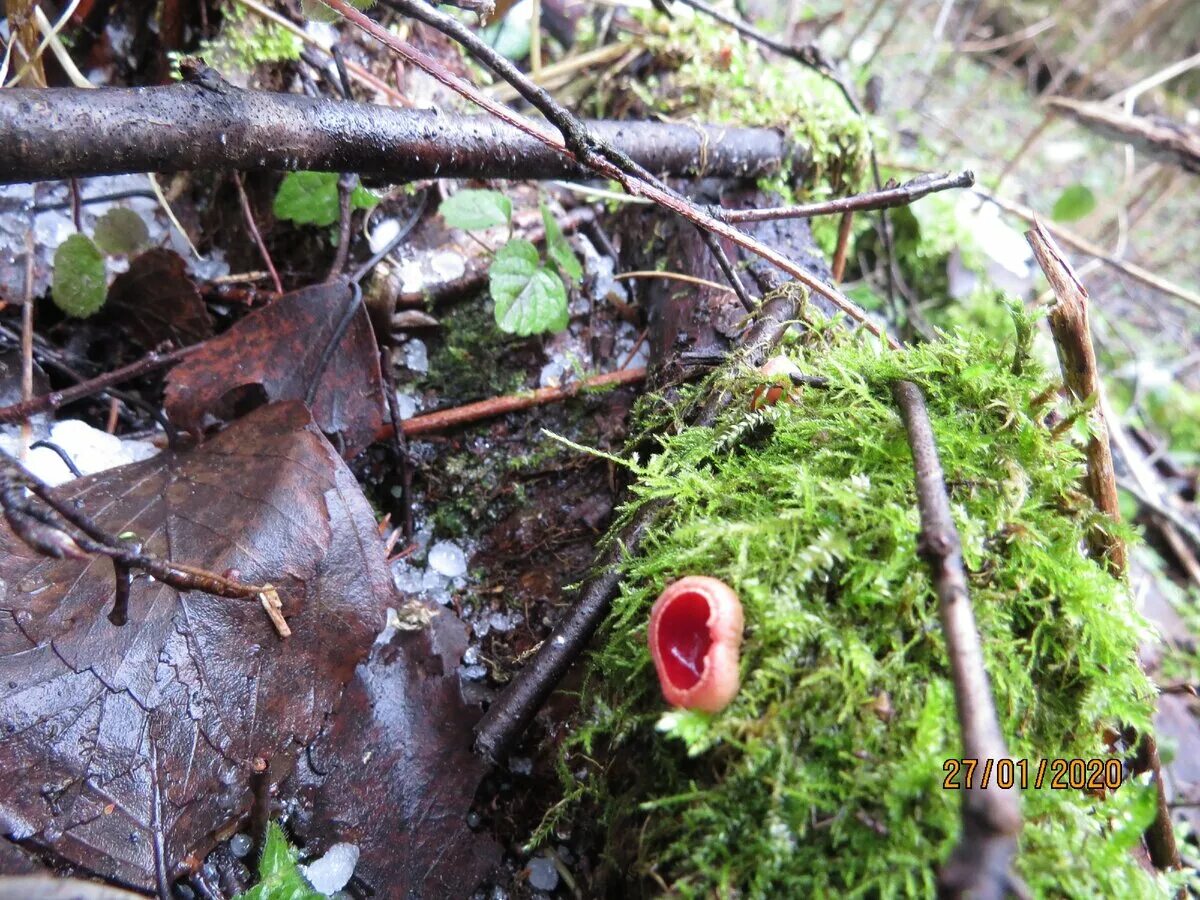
xmin=942 ymin=757 xmax=1124 ymax=791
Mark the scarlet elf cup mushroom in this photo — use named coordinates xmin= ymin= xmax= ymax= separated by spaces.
xmin=647 ymin=576 xmax=744 ymax=713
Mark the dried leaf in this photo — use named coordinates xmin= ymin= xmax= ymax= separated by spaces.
xmin=285 ymin=604 xmax=499 ymax=897
xmin=0 ymin=402 xmax=391 ymax=891
xmin=104 ymin=249 xmax=213 ymax=351
xmin=164 ymin=280 xmax=383 ymax=458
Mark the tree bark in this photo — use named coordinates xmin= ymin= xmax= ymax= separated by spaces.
xmin=0 ymin=84 xmax=797 ymax=185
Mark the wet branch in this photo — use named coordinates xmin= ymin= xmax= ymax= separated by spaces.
xmin=0 ymin=453 xmax=290 ymax=637
xmin=891 ymin=380 xmax=1022 ymax=899
xmin=1046 ymin=97 xmax=1200 ymax=176
xmin=0 ymin=82 xmax=791 ymax=185
xmin=473 ymin=283 xmax=808 ymax=762
xmin=724 ymin=170 xmax=975 ymax=224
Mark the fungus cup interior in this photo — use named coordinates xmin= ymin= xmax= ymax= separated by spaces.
xmin=655 ymin=589 xmax=713 ymax=690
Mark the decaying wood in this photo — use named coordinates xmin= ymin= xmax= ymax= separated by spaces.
xmin=892 ymin=380 xmax=1022 ymax=899
xmin=1026 ymin=222 xmax=1181 ymax=872
xmin=0 ymin=84 xmax=794 ymax=185
xmin=1026 ymin=222 xmax=1125 ymax=577
xmin=1046 ymin=96 xmax=1200 ymax=175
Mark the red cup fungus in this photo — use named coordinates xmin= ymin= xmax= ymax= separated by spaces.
xmin=750 ymin=355 xmax=804 ymax=411
xmin=648 ymin=576 xmax=744 ymax=713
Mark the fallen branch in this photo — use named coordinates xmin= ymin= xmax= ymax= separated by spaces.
xmin=0 ymin=83 xmax=794 ymax=185
xmin=891 ymin=379 xmax=1022 ymax=898
xmin=474 ymin=283 xmax=807 ymax=762
xmin=1026 ymin=222 xmax=1181 ymax=872
xmin=377 ymin=366 xmax=646 ymax=443
xmin=1046 ymin=96 xmax=1200 ymax=175
xmin=724 ymin=170 xmax=975 ymax=224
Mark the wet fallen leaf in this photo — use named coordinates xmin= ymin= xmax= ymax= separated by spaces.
xmin=104 ymin=249 xmax=213 ymax=351
xmin=164 ymin=280 xmax=383 ymax=457
xmin=286 ymin=604 xmax=499 ymax=898
xmin=0 ymin=402 xmax=391 ymax=891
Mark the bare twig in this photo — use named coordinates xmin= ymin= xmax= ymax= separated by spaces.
xmin=891 ymin=379 xmax=1021 ymax=898
xmin=724 ymin=170 xmax=975 ymax=224
xmin=0 ymin=344 xmax=198 ymax=424
xmin=831 ymin=211 xmax=854 ymax=282
xmin=327 ymin=0 xmax=895 ymax=347
xmin=232 ymin=173 xmax=283 ymax=295
xmin=377 ymin=366 xmax=646 ymax=443
xmin=20 ymin=232 xmax=34 ymax=456
xmin=1026 ymin=222 xmax=1180 ymax=872
xmin=1045 ymin=96 xmax=1200 ymax=175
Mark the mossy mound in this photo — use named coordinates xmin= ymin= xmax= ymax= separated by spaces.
xmin=556 ymin=321 xmax=1177 ymax=897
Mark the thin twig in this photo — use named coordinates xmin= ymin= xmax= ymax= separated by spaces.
xmin=377 ymin=367 xmax=646 ymax=443
xmin=327 ymin=0 xmax=895 ymax=347
xmin=831 ymin=210 xmax=854 ymax=282
xmin=0 ymin=344 xmax=198 ymax=424
xmin=891 ymin=379 xmax=1021 ymax=897
xmin=1026 ymin=222 xmax=1180 ymax=871
xmin=232 ymin=173 xmax=283 ymax=295
xmin=614 ymin=270 xmax=735 ymax=294
xmin=723 ymin=171 xmax=975 ymax=223
xmin=20 ymin=232 xmax=34 ymax=457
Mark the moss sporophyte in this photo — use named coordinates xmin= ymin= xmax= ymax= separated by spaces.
xmin=546 ymin=321 xmax=1182 ymax=897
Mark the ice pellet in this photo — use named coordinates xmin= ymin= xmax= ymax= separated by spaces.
xmin=301 ymin=842 xmax=360 ymax=895
xmin=428 ymin=540 xmax=467 ymax=578
xmin=229 ymin=833 xmax=252 ymax=858
xmin=527 ymin=856 xmax=559 ymax=892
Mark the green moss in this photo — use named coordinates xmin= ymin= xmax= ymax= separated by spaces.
xmin=175 ymin=2 xmax=301 ymax=78
xmin=610 ymin=11 xmax=871 ymax=198
xmin=421 ymin=299 xmax=530 ymax=401
xmin=554 ymin=322 xmax=1182 ymax=897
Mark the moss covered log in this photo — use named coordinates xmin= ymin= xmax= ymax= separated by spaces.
xmin=548 ymin=318 xmax=1181 ymax=897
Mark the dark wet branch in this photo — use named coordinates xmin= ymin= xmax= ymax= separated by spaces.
xmin=473 ymin=283 xmax=808 ymax=762
xmin=0 ymin=83 xmax=793 ymax=185
xmin=725 ymin=170 xmax=975 ymax=224
xmin=890 ymin=379 xmax=1022 ymax=899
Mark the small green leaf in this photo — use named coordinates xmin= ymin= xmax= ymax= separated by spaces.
xmin=52 ymin=234 xmax=107 ymax=317
xmin=233 ymin=822 xmax=323 ymax=900
xmin=274 ymin=172 xmax=375 ymax=227
xmin=541 ymin=203 xmax=583 ymax=284
xmin=439 ymin=189 xmax=512 ymax=232
xmin=1051 ymin=184 xmax=1096 ymax=222
xmin=489 ymin=239 xmax=568 ymax=335
xmin=93 ymin=208 xmax=150 ymax=255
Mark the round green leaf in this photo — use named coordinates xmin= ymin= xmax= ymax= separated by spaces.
xmin=489 ymin=239 xmax=569 ymax=336
xmin=274 ymin=171 xmax=340 ymax=226
xmin=93 ymin=208 xmax=150 ymax=255
xmin=440 ymin=189 xmax=513 ymax=232
xmin=52 ymin=234 xmax=108 ymax=318
xmin=1051 ymin=184 xmax=1096 ymax=222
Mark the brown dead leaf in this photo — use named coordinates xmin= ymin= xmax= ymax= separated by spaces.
xmin=286 ymin=604 xmax=499 ymax=897
xmin=164 ymin=280 xmax=383 ymax=457
xmin=104 ymin=249 xmax=213 ymax=351
xmin=0 ymin=402 xmax=391 ymax=891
